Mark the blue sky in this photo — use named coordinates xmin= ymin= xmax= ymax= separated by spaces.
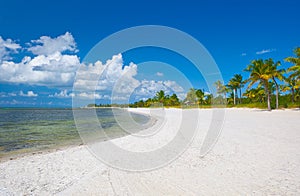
xmin=0 ymin=0 xmax=299 ymax=107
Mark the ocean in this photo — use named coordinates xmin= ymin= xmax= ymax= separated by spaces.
xmin=0 ymin=108 xmax=151 ymax=158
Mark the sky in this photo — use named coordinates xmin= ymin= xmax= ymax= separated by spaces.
xmin=0 ymin=0 xmax=299 ymax=107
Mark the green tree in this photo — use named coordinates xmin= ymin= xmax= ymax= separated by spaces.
xmin=243 ymin=87 xmax=265 ymax=103
xmin=244 ymin=59 xmax=273 ymax=110
xmin=205 ymin=93 xmax=213 ymax=105
xmin=164 ymin=95 xmax=170 ymax=106
xmin=233 ymin=74 xmax=244 ymax=104
xmin=266 ymin=58 xmax=284 ymax=109
xmin=136 ymin=100 xmax=145 ymax=107
xmin=281 ymin=77 xmax=298 ymax=103
xmin=285 ymin=47 xmax=300 ymax=80
xmin=144 ymin=98 xmax=153 ymax=107
xmin=155 ymin=90 xmax=165 ymax=104
xmin=185 ymin=88 xmax=198 ymax=105
xmin=285 ymin=47 xmax=300 ymax=103
xmin=214 ymin=80 xmax=227 ymax=104
xmin=227 ymin=80 xmax=238 ymax=105
xmin=169 ymin=94 xmax=180 ymax=106
xmin=195 ymin=89 xmax=205 ymax=105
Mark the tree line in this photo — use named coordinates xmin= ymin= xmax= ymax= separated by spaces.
xmin=129 ymin=91 xmax=181 ymax=108
xmin=129 ymin=47 xmax=300 ymax=110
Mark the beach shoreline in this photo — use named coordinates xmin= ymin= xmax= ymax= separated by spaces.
xmin=1 ymin=108 xmax=300 ymax=195
xmin=0 ymin=107 xmax=156 ymax=163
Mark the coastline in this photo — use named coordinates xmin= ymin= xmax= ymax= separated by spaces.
xmin=1 ymin=108 xmax=300 ymax=195
xmin=0 ymin=108 xmax=155 ymax=162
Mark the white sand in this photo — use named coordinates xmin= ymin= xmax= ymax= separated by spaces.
xmin=0 ymin=108 xmax=300 ymax=195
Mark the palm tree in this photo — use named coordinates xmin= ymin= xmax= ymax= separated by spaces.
xmin=155 ymin=90 xmax=165 ymax=104
xmin=282 ymin=77 xmax=298 ymax=103
xmin=265 ymin=59 xmax=284 ymax=109
xmin=214 ymin=80 xmax=227 ymax=104
xmin=195 ymin=89 xmax=205 ymax=105
xmin=234 ymin=74 xmax=244 ymax=104
xmin=243 ymin=87 xmax=265 ymax=103
xmin=244 ymin=59 xmax=273 ymax=110
xmin=285 ymin=47 xmax=300 ymax=103
xmin=144 ymin=98 xmax=153 ymax=107
xmin=169 ymin=93 xmax=180 ymax=106
xmin=205 ymin=93 xmax=213 ymax=105
xmin=227 ymin=81 xmax=237 ymax=105
xmin=185 ymin=88 xmax=198 ymax=105
xmin=227 ymin=74 xmax=244 ymax=105
xmin=285 ymin=47 xmax=300 ymax=80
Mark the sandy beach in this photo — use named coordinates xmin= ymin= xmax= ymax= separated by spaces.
xmin=0 ymin=108 xmax=300 ymax=195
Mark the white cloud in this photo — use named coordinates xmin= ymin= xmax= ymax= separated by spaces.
xmin=0 ymin=92 xmax=17 ymax=97
xmin=0 ymin=33 xmax=186 ymax=104
xmin=241 ymin=53 xmax=247 ymax=56
xmin=9 ymin=99 xmax=22 ymax=105
xmin=27 ymin=32 xmax=77 ymax=55
xmin=77 ymin=92 xmax=103 ymax=99
xmin=163 ymin=80 xmax=184 ymax=93
xmin=0 ymin=53 xmax=80 ymax=86
xmin=256 ymin=49 xmax=275 ymax=55
xmin=135 ymin=80 xmax=168 ymax=97
xmin=134 ymin=80 xmax=184 ymax=100
xmin=49 ymin=90 xmax=75 ymax=98
xmin=9 ymin=92 xmax=17 ymax=97
xmin=156 ymin=72 xmax=163 ymax=76
xmin=111 ymin=95 xmax=129 ymax=101
xmin=177 ymin=93 xmax=187 ymax=100
xmin=0 ymin=36 xmax=21 ymax=61
xmin=0 ymin=99 xmax=37 ymax=106
xmin=19 ymin=90 xmax=38 ymax=97
xmin=74 ymin=54 xmax=140 ymax=94
xmin=49 ymin=90 xmax=111 ymax=100
xmin=0 ymin=33 xmax=81 ymax=86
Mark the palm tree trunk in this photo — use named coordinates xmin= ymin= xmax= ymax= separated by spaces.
xmin=235 ymin=89 xmax=238 ymax=105
xmin=264 ymin=80 xmax=271 ymax=111
xmin=233 ymin=89 xmax=236 ymax=105
xmin=272 ymin=78 xmax=279 ymax=109
xmin=267 ymin=90 xmax=271 ymax=111
xmin=291 ymin=88 xmax=295 ymax=103
xmin=239 ymin=88 xmax=242 ymax=104
xmin=276 ymin=90 xmax=279 ymax=109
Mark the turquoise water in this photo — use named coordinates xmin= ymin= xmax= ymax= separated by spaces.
xmin=0 ymin=108 xmax=151 ymax=158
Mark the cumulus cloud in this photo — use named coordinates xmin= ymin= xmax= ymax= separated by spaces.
xmin=100 ymin=54 xmax=140 ymax=93
xmin=49 ymin=90 xmax=111 ymax=100
xmin=163 ymin=80 xmax=184 ymax=92
xmin=0 ymin=36 xmax=21 ymax=61
xmin=241 ymin=53 xmax=247 ymax=56
xmin=49 ymin=90 xmax=75 ymax=98
xmin=256 ymin=49 xmax=275 ymax=55
xmin=19 ymin=91 xmax=38 ymax=97
xmin=27 ymin=32 xmax=77 ymax=55
xmin=77 ymin=92 xmax=107 ymax=100
xmin=73 ymin=53 xmax=185 ymax=101
xmin=74 ymin=54 xmax=140 ymax=94
xmin=134 ymin=80 xmax=184 ymax=100
xmin=0 ymin=33 xmax=186 ymax=103
xmin=0 ymin=53 xmax=80 ymax=86
xmin=0 ymin=33 xmax=81 ymax=86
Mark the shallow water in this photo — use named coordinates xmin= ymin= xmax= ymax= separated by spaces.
xmin=0 ymin=108 xmax=151 ymax=158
